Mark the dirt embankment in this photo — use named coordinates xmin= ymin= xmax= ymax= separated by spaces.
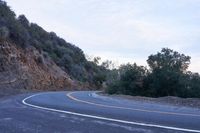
xmin=0 ymin=41 xmax=76 ymax=97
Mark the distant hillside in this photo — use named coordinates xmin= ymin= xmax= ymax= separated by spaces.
xmin=0 ymin=0 xmax=107 ymax=93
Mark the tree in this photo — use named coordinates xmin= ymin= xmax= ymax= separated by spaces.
xmin=101 ymin=60 xmax=115 ymax=69
xmin=147 ymin=48 xmax=191 ymax=73
xmin=145 ymin=48 xmax=191 ymax=97
xmin=106 ymin=63 xmax=148 ymax=95
xmin=119 ymin=63 xmax=147 ymax=95
xmin=18 ymin=15 xmax=29 ymax=28
xmin=93 ymin=73 xmax=106 ymax=89
xmin=93 ymin=57 xmax=101 ymax=65
xmin=178 ymin=72 xmax=200 ymax=98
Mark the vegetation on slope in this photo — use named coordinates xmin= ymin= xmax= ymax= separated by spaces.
xmin=0 ymin=0 xmax=107 ymax=89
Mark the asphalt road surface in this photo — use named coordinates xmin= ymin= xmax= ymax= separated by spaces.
xmin=0 ymin=91 xmax=200 ymax=133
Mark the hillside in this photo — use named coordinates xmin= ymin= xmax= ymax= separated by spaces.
xmin=0 ymin=40 xmax=76 ymax=97
xmin=0 ymin=1 xmax=107 ymax=97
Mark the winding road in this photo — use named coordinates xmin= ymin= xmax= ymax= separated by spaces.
xmin=0 ymin=91 xmax=200 ymax=133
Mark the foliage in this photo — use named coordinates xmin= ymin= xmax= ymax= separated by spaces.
xmin=147 ymin=48 xmax=190 ymax=73
xmin=0 ymin=0 xmax=106 ymax=88
xmin=144 ymin=48 xmax=191 ymax=97
xmin=2 ymin=0 xmax=200 ymax=96
xmin=106 ymin=48 xmax=200 ymax=98
xmin=0 ymin=26 xmax=9 ymax=39
xmin=106 ymin=63 xmax=148 ymax=95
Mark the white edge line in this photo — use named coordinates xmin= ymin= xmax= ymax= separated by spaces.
xmin=22 ymin=93 xmax=200 ymax=133
xmin=68 ymin=92 xmax=200 ymax=117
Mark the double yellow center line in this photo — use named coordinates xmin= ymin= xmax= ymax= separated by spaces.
xmin=67 ymin=92 xmax=200 ymax=117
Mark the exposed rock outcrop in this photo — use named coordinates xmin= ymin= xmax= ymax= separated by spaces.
xmin=0 ymin=40 xmax=74 ymax=96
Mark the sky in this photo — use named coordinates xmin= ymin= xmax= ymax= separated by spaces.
xmin=5 ymin=0 xmax=200 ymax=72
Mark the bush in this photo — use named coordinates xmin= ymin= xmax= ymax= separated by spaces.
xmin=106 ymin=63 xmax=148 ymax=95
xmin=0 ymin=26 xmax=9 ymax=39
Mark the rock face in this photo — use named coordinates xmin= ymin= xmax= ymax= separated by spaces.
xmin=0 ymin=40 xmax=74 ymax=96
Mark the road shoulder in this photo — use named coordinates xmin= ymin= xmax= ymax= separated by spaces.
xmin=99 ymin=92 xmax=200 ymax=109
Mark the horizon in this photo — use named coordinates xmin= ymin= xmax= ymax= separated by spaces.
xmin=6 ymin=0 xmax=200 ymax=73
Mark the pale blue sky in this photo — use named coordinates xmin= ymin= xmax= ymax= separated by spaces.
xmin=6 ymin=0 xmax=200 ymax=72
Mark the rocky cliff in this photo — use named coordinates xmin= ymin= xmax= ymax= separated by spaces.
xmin=0 ymin=40 xmax=74 ymax=97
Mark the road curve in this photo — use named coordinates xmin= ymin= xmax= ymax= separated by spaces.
xmin=0 ymin=91 xmax=200 ymax=133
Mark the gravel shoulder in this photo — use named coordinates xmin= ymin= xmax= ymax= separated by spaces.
xmin=100 ymin=92 xmax=200 ymax=109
